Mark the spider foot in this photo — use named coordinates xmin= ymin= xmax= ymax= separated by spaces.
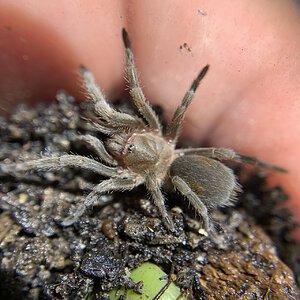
xmin=61 ymin=204 xmax=86 ymax=226
xmin=162 ymin=214 xmax=176 ymax=232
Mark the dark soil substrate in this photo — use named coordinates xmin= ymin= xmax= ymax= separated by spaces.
xmin=0 ymin=94 xmax=299 ymax=299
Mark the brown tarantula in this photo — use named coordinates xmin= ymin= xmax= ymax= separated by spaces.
xmin=1 ymin=29 xmax=286 ymax=233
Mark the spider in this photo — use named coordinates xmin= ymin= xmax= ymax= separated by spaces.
xmin=1 ymin=29 xmax=286 ymax=234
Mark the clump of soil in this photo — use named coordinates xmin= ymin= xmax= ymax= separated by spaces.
xmin=0 ymin=94 xmax=299 ymax=299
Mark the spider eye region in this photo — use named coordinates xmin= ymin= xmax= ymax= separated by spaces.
xmin=127 ymin=144 xmax=135 ymax=153
xmin=124 ymin=132 xmax=174 ymax=175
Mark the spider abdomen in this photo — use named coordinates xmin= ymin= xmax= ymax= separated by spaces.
xmin=170 ymin=155 xmax=239 ymax=209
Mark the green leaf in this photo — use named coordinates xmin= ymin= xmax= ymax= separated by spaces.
xmin=108 ymin=262 xmax=186 ymax=300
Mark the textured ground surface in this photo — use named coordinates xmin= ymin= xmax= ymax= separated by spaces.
xmin=0 ymin=95 xmax=299 ymax=299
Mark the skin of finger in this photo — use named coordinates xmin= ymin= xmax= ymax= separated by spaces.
xmin=0 ymin=0 xmax=300 ymax=237
xmin=0 ymin=0 xmax=125 ymax=112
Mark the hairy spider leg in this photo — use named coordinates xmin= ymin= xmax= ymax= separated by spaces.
xmin=59 ymin=85 xmax=119 ymax=135
xmin=80 ymin=65 xmax=144 ymax=128
xmin=122 ymin=28 xmax=162 ymax=132
xmin=166 ymin=65 xmax=209 ymax=143
xmin=175 ymin=147 xmax=287 ymax=173
xmin=171 ymin=175 xmax=210 ymax=231
xmin=1 ymin=155 xmax=118 ymax=178
xmin=146 ymin=176 xmax=175 ymax=231
xmin=72 ymin=134 xmax=117 ymax=166
xmin=84 ymin=118 xmax=120 ymax=136
xmin=62 ymin=177 xmax=141 ymax=226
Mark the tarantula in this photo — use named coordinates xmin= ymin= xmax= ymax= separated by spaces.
xmin=1 ymin=29 xmax=286 ymax=233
